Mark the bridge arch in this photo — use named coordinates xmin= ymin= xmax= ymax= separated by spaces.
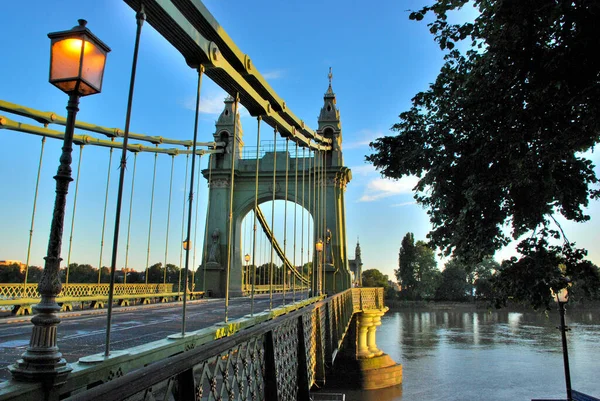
xmin=200 ymin=87 xmax=352 ymax=298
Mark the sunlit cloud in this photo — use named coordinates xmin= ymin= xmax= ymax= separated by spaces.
xmin=262 ymin=69 xmax=285 ymax=80
xmin=358 ymin=176 xmax=419 ymax=202
xmin=391 ymin=201 xmax=416 ymax=207
xmin=345 ymin=129 xmax=384 ymax=150
xmin=181 ymin=90 xmax=249 ymax=116
xmin=350 ymin=164 xmax=376 ymax=176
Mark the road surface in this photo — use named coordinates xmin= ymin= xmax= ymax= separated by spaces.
xmin=0 ymin=292 xmax=309 ymax=382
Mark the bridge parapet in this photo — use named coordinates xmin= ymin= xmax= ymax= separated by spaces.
xmin=0 ymin=288 xmax=381 ymax=400
xmin=0 ymin=283 xmax=175 ymax=300
xmin=352 ymin=287 xmax=384 ymax=311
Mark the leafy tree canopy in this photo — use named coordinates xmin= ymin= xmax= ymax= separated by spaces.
xmin=367 ymin=0 xmax=600 ymax=307
xmin=397 ymin=233 xmax=417 ymax=290
xmin=362 ymin=269 xmax=390 ymax=289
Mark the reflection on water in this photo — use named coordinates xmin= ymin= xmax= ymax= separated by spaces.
xmin=327 ymin=306 xmax=600 ymax=401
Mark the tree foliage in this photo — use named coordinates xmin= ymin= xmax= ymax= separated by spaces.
xmin=435 ymin=259 xmax=469 ymax=301
xmin=367 ymin=0 xmax=600 ymax=306
xmin=397 ymin=233 xmax=441 ymax=299
xmin=362 ymin=269 xmax=390 ymax=289
xmin=397 ymin=233 xmax=417 ymax=291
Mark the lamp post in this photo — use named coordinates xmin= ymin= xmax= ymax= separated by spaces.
xmin=553 ymin=286 xmax=572 ymax=401
xmin=10 ymin=20 xmax=110 ymax=384
xmin=315 ymin=239 xmax=323 ymax=296
xmin=244 ymin=253 xmax=250 ymax=292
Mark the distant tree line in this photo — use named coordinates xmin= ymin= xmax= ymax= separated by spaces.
xmin=0 ymin=261 xmax=312 ymax=288
xmin=392 ymin=232 xmax=600 ymax=305
xmin=395 ymin=232 xmax=506 ymax=301
xmin=0 ymin=262 xmax=194 ymax=286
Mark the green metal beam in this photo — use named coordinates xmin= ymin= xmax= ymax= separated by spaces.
xmin=0 ymin=100 xmax=219 ymax=148
xmin=122 ymin=0 xmax=332 ymax=150
xmin=0 ymin=114 xmax=221 ymax=156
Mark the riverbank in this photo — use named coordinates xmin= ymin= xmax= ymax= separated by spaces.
xmin=384 ymin=299 xmax=600 ymax=312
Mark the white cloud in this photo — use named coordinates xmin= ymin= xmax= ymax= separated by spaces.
xmin=345 ymin=129 xmax=384 ymax=150
xmin=350 ymin=164 xmax=377 ymax=176
xmin=262 ymin=69 xmax=285 ymax=80
xmin=181 ymin=90 xmax=249 ymax=116
xmin=391 ymin=201 xmax=417 ymax=207
xmin=358 ymin=176 xmax=419 ymax=202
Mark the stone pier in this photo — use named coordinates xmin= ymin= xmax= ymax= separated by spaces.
xmin=330 ymin=304 xmax=402 ymax=391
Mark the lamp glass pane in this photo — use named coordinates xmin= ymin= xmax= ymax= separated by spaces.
xmin=50 ymin=38 xmax=84 ymax=82
xmin=80 ymin=38 xmax=106 ymax=92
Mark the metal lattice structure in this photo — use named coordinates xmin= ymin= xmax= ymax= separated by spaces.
xmin=0 ymin=288 xmax=384 ymax=401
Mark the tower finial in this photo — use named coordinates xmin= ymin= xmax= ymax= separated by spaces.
xmin=328 ymin=67 xmax=333 ymax=86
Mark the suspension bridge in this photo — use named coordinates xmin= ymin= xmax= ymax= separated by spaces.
xmin=0 ymin=1 xmax=401 ymax=400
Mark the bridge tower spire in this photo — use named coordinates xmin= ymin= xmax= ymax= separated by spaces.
xmin=318 ymin=67 xmax=343 ymax=167
xmin=316 ymin=69 xmax=352 ymax=294
xmin=202 ymin=98 xmax=244 ymax=297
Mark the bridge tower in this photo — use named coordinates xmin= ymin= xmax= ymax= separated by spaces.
xmin=200 ymin=76 xmax=352 ymax=298
xmin=317 ymin=69 xmax=352 ymax=295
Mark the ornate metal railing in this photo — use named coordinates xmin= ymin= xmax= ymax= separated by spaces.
xmin=0 ymin=283 xmax=175 ymax=299
xmin=0 ymin=283 xmax=207 ymax=315
xmin=352 ymin=287 xmax=384 ymax=311
xmin=0 ymin=287 xmax=384 ymax=401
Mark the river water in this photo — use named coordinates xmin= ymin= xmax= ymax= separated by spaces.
xmin=327 ymin=305 xmax=600 ymax=401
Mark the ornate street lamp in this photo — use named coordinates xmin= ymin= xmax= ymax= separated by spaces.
xmin=10 ymin=20 xmax=110 ymax=384
xmin=316 ymin=239 xmax=323 ymax=296
xmin=552 ymin=285 xmax=572 ymax=401
xmin=244 ymin=253 xmax=250 ymax=290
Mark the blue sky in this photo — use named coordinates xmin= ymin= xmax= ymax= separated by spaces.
xmin=0 ymin=1 xmax=598 ymax=281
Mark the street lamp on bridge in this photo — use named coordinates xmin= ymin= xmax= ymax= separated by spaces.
xmin=10 ymin=19 xmax=110 ymax=384
xmin=315 ymin=239 xmax=323 ymax=296
xmin=244 ymin=253 xmax=251 ymax=291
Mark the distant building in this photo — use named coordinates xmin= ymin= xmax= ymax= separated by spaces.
xmin=388 ymin=280 xmax=401 ymax=291
xmin=348 ymin=240 xmax=363 ymax=287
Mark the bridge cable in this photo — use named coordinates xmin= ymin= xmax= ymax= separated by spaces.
xmin=65 ymin=144 xmax=84 ymax=285
xmin=307 ymin=150 xmax=311 ymax=296
xmin=224 ymin=93 xmax=240 ymax=323
xmin=320 ymin=150 xmax=324 ymax=293
xmin=319 ymin=149 xmax=324 ymax=295
xmin=302 ymin=147 xmax=308 ymax=296
xmin=313 ymin=148 xmax=319 ymax=295
xmin=334 ymin=172 xmax=342 ymax=291
xmin=144 ymin=149 xmax=158 ymax=284
xmin=283 ymin=138 xmax=289 ymax=305
xmin=123 ymin=152 xmax=139 ymax=285
xmin=322 ymin=150 xmax=327 ymax=293
xmin=23 ymin=136 xmax=46 ymax=296
xmin=105 ymin=5 xmax=145 ymax=357
xmin=178 ymin=152 xmax=190 ymax=293
xmin=322 ymin=150 xmax=327 ymax=294
xmin=182 ymin=66 xmax=205 ymax=334
xmin=250 ymin=116 xmax=262 ymax=315
xmin=268 ymin=126 xmax=278 ymax=310
xmin=201 ymin=154 xmax=213 ymax=292
xmin=191 ymin=153 xmax=203 ymax=292
xmin=292 ymin=141 xmax=298 ymax=302
xmin=97 ymin=145 xmax=114 ymax=284
xmin=163 ymin=155 xmax=175 ymax=284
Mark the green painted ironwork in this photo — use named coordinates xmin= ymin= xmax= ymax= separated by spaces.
xmin=0 ymin=288 xmax=384 ymax=401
